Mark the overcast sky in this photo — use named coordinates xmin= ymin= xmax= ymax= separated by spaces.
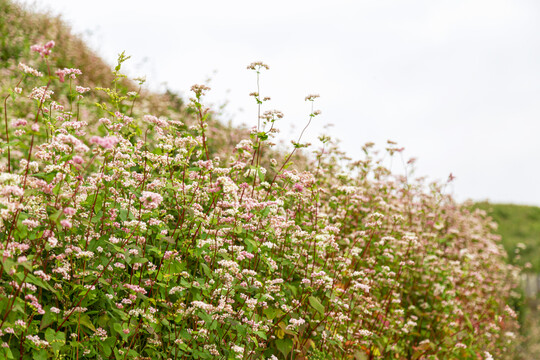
xmin=17 ymin=0 xmax=540 ymax=205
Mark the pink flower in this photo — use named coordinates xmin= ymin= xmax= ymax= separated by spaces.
xmin=31 ymin=41 xmax=54 ymax=58
xmin=72 ymin=155 xmax=84 ymax=164
xmin=76 ymin=86 xmax=90 ymax=94
xmin=60 ymin=219 xmax=72 ymax=228
xmin=55 ymin=68 xmax=82 ymax=82
xmin=143 ymin=114 xmax=168 ymax=127
xmin=56 ymin=69 xmax=66 ymax=82
xmin=140 ymin=191 xmax=163 ymax=210
xmin=63 ymin=207 xmax=76 ymax=216
xmin=19 ymin=63 xmax=42 ymax=77
xmin=2 ymin=185 xmax=24 ymax=197
xmin=90 ymin=136 xmax=120 ymax=150
xmin=11 ymin=119 xmax=27 ymax=127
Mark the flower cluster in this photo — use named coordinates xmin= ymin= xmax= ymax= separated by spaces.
xmin=0 ymin=41 xmax=521 ymax=360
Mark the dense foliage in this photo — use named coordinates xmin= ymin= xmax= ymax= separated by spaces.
xmin=0 ymin=35 xmax=522 ymax=359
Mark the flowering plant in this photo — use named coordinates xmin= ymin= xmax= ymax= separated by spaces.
xmin=0 ymin=42 xmax=520 ymax=360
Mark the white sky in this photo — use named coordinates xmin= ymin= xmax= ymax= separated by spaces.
xmin=16 ymin=0 xmax=540 ymax=205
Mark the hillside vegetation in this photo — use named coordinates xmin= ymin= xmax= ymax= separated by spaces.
xmin=474 ymin=202 xmax=540 ymax=272
xmin=0 ymin=1 xmax=524 ymax=359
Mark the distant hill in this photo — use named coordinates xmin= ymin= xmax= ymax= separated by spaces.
xmin=474 ymin=202 xmax=540 ymax=272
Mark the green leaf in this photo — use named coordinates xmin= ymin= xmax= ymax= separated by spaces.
xmin=45 ymin=329 xmax=65 ymax=352
xmin=276 ymin=338 xmax=293 ymax=358
xmin=198 ymin=310 xmax=212 ymax=324
xmin=25 ymin=273 xmax=56 ymax=294
xmin=131 ymin=257 xmax=149 ymax=264
xmin=32 ymin=349 xmax=48 ymax=360
xmin=52 ymin=182 xmax=62 ymax=196
xmin=263 ymin=307 xmax=281 ymax=320
xmin=49 ymin=208 xmax=63 ymax=224
xmin=40 ymin=307 xmax=56 ymax=330
xmin=79 ymin=314 xmax=96 ymax=332
xmin=200 ymin=263 xmax=211 ymax=277
xmin=101 ymin=337 xmax=115 ymax=356
xmin=308 ymin=296 xmax=325 ymax=315
xmin=257 ymin=132 xmax=269 ymax=141
xmin=254 ymin=330 xmax=268 ymax=340
xmin=0 ymin=346 xmax=14 ymax=359
xmin=113 ymin=322 xmax=129 ymax=340
xmin=464 ymin=313 xmax=474 ymax=331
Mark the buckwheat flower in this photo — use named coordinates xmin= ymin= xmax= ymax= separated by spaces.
xmin=305 ymin=94 xmax=320 ymax=101
xmin=124 ymin=283 xmax=147 ymax=295
xmin=293 ymin=183 xmax=304 ymax=192
xmin=56 ymin=69 xmax=66 ymax=82
xmin=13 ymin=87 xmax=22 ymax=94
xmin=31 ymin=41 xmax=54 ymax=57
xmin=94 ymin=327 xmax=108 ymax=341
xmin=56 ymin=68 xmax=82 ymax=82
xmin=247 ymin=61 xmax=269 ymax=70
xmin=63 ymin=207 xmax=76 ymax=216
xmin=29 ymin=86 xmax=53 ymax=102
xmin=75 ymin=86 xmax=90 ymax=94
xmin=140 ymin=191 xmax=163 ymax=210
xmin=50 ymin=307 xmax=61 ymax=314
xmin=98 ymin=117 xmax=111 ymax=125
xmin=484 ymin=352 xmax=494 ymax=360
xmin=34 ymin=270 xmax=51 ymax=281
xmin=75 ymin=251 xmax=94 ymax=259
xmin=232 ymin=345 xmax=244 ymax=358
xmin=31 ymin=123 xmax=39 ymax=132
xmin=357 ymin=329 xmax=372 ymax=337
xmin=26 ymin=335 xmax=49 ymax=348
xmin=11 ymin=118 xmax=27 ymax=127
xmin=22 ymin=218 xmax=39 ymax=229
xmin=190 ymin=84 xmax=211 ymax=97
xmin=15 ymin=320 xmax=26 ymax=327
xmin=143 ymin=114 xmax=168 ymax=127
xmin=60 ymin=219 xmax=72 ymax=228
xmin=48 ymin=236 xmax=58 ymax=248
xmin=72 ymin=155 xmax=84 ymax=164
xmin=90 ymin=135 xmax=120 ymax=149
xmin=261 ymin=109 xmax=283 ymax=121
xmin=19 ymin=63 xmax=43 ymax=77
xmin=2 ymin=185 xmax=23 ymax=197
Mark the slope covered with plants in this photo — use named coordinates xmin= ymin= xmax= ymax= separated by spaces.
xmin=474 ymin=202 xmax=540 ymax=272
xmin=0 ymin=1 xmax=522 ymax=359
